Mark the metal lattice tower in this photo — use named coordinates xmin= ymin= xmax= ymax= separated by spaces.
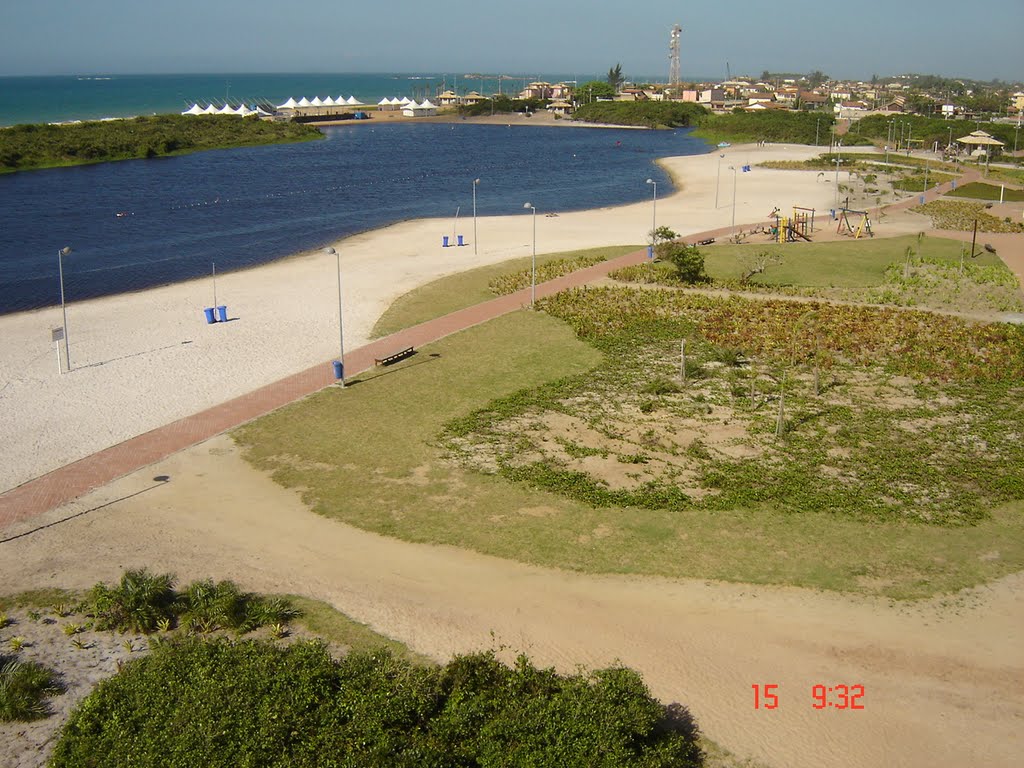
xmin=669 ymin=25 xmax=682 ymax=89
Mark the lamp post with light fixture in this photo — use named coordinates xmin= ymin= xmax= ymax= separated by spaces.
xmin=523 ymin=202 xmax=536 ymax=306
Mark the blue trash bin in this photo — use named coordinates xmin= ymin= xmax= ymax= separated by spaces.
xmin=919 ymin=195 xmax=925 ymax=205
xmin=457 ymin=234 xmax=465 ymax=246
xmin=647 ymin=245 xmax=654 ymax=260
xmin=203 ymin=307 xmax=216 ymax=324
xmin=216 ymin=305 xmax=227 ymax=322
xmin=332 ymin=360 xmax=344 ymax=380
xmin=442 ymin=235 xmax=450 ymax=247
xmin=951 ymin=180 xmax=957 ymax=190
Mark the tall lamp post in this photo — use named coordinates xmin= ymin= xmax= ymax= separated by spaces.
xmin=834 ymin=141 xmax=843 ymax=208
xmin=715 ymin=153 xmax=725 ymax=208
xmin=645 ymin=178 xmax=657 ymax=255
xmin=523 ymin=203 xmax=536 ymax=307
xmin=324 ymin=246 xmax=345 ymax=387
xmin=729 ymin=166 xmax=738 ymax=230
xmin=815 ymin=117 xmax=821 ymax=146
xmin=57 ymin=246 xmax=72 ymax=372
xmin=472 ymin=178 xmax=480 ymax=255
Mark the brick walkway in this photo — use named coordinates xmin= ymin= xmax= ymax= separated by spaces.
xmin=0 ymin=165 xmax=1011 ymax=532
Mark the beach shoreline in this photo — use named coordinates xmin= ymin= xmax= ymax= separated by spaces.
xmin=0 ymin=142 xmax=877 ymax=494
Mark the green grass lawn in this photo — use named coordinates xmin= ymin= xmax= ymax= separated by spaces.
xmin=699 ymin=234 xmax=985 ymax=286
xmin=947 ymin=181 xmax=1024 ymax=202
xmin=234 ymin=308 xmax=1024 ymax=600
xmin=371 ymin=245 xmax=639 ymax=337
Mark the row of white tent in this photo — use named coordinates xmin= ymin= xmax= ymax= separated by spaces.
xmin=181 ymin=103 xmax=267 ymax=117
xmin=277 ymin=96 xmax=365 ymax=109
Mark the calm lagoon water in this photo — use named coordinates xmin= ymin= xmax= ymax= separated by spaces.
xmin=0 ymin=122 xmax=710 ymax=314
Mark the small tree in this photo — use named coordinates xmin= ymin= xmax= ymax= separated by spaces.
xmin=659 ymin=242 xmax=706 ymax=283
xmin=607 ymin=63 xmax=625 ymax=91
xmin=738 ymin=250 xmax=784 ymax=285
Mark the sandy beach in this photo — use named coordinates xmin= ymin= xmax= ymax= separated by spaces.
xmin=0 ymin=142 xmax=864 ymax=494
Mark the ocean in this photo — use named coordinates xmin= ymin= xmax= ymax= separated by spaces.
xmin=0 ymin=73 xmax=618 ymax=127
xmin=0 ymin=121 xmax=710 ymax=315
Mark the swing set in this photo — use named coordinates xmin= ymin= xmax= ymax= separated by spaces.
xmin=835 ymin=207 xmax=874 ymax=238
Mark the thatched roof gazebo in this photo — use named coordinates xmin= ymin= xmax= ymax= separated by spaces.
xmin=955 ymin=130 xmax=1004 ymax=169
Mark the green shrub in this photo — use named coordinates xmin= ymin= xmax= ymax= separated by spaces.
xmin=51 ymin=640 xmax=702 ymax=767
xmin=87 ymin=569 xmax=176 ymax=633
xmin=659 ymin=243 xmax=707 ymax=283
xmin=0 ymin=655 xmax=63 ymax=721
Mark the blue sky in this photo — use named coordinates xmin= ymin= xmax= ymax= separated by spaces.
xmin=3 ymin=0 xmax=1022 ymax=81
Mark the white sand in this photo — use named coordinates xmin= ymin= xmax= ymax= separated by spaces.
xmin=0 ymin=143 xmax=862 ymax=493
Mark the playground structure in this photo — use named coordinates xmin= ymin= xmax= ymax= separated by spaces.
xmin=766 ymin=206 xmax=815 ymax=242
xmin=835 ymin=207 xmax=874 ymax=239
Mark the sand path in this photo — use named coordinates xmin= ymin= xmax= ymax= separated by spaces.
xmin=1 ymin=435 xmax=1021 ymax=768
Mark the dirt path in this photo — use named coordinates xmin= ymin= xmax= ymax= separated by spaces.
xmin=1 ymin=435 xmax=1021 ymax=768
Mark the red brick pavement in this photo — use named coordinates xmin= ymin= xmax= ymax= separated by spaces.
xmin=0 ymin=165 xmax=1006 ymax=532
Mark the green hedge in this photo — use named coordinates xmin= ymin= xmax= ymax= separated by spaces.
xmin=51 ymin=639 xmax=702 ymax=767
xmin=572 ymin=101 xmax=707 ymax=128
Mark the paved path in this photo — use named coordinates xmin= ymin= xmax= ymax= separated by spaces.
xmin=0 ymin=164 xmax=1015 ymax=533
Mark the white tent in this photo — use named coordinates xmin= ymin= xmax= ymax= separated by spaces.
xmin=311 ymin=96 xmax=324 ymax=106
xmin=346 ymin=95 xmax=363 ymax=105
xmin=234 ymin=105 xmax=252 ymax=116
xmin=297 ymin=97 xmax=312 ymax=107
xmin=218 ymin=103 xmax=237 ymax=115
xmin=203 ymin=104 xmax=221 ymax=114
xmin=322 ymin=96 xmax=336 ymax=107
xmin=182 ymin=103 xmax=204 ymax=116
xmin=378 ymin=97 xmax=391 ymax=105
xmin=399 ymin=96 xmax=412 ymax=105
xmin=277 ymin=97 xmax=298 ymax=109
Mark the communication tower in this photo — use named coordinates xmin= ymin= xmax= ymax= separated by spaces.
xmin=669 ymin=25 xmax=682 ymax=89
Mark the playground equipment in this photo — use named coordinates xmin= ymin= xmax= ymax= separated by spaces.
xmin=767 ymin=206 xmax=816 ymax=243
xmin=835 ymin=207 xmax=874 ymax=239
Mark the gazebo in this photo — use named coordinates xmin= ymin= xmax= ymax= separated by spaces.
xmin=956 ymin=130 xmax=1005 ymax=169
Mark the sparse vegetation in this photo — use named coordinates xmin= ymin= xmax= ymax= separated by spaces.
xmin=0 ymin=114 xmax=322 ymax=173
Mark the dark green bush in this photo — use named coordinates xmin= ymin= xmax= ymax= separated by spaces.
xmin=87 ymin=568 xmax=176 ymax=633
xmin=0 ymin=655 xmax=63 ymax=721
xmin=51 ymin=640 xmax=702 ymax=767
xmin=659 ymin=243 xmax=707 ymax=284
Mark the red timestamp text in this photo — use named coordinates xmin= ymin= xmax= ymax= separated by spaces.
xmin=752 ymin=683 xmax=866 ymax=710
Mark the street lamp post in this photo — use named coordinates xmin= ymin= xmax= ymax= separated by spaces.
xmin=834 ymin=141 xmax=843 ymax=208
xmin=57 ymin=246 xmax=72 ymax=372
xmin=645 ymin=178 xmax=657 ymax=254
xmin=729 ymin=166 xmax=738 ymax=230
xmin=715 ymin=153 xmax=725 ymax=208
xmin=815 ymin=117 xmax=820 ymax=146
xmin=324 ymin=246 xmax=345 ymax=387
xmin=523 ymin=203 xmax=536 ymax=307
xmin=472 ymin=178 xmax=480 ymax=255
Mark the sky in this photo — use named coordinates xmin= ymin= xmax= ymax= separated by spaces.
xmin=3 ymin=0 xmax=1022 ymax=82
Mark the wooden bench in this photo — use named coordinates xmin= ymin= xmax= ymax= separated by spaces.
xmin=374 ymin=346 xmax=415 ymax=366
xmin=696 ymin=237 xmax=716 ymax=246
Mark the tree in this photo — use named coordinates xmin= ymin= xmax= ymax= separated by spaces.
xmin=658 ymin=242 xmax=706 ymax=283
xmin=574 ymin=80 xmax=615 ymax=104
xmin=607 ymin=63 xmax=625 ymax=91
xmin=806 ymin=70 xmax=829 ymax=88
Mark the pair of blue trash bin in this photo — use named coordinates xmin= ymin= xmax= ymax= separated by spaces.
xmin=442 ymin=235 xmax=466 ymax=247
xmin=203 ymin=306 xmax=228 ymax=324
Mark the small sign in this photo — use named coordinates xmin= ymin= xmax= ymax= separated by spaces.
xmin=51 ymin=327 xmax=64 ymax=342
